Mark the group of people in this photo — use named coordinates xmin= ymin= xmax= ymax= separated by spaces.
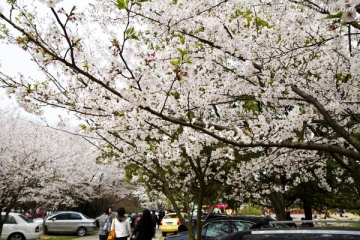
xmin=96 ymin=207 xmax=157 ymax=240
xmin=131 ymin=210 xmax=165 ymax=231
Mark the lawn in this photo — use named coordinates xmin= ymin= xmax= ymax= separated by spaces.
xmin=40 ymin=232 xmax=98 ymax=240
xmin=41 ymin=235 xmax=77 ymax=240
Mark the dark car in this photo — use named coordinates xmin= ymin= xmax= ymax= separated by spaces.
xmin=165 ymin=215 xmax=287 ymax=240
xmin=181 ymin=213 xmax=229 ymax=230
xmin=222 ymin=228 xmax=360 ymax=240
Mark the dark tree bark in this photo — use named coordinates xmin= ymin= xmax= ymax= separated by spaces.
xmin=268 ymin=192 xmax=285 ymax=220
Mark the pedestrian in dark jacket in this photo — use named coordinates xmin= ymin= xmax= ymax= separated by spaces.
xmin=157 ymin=211 xmax=165 ymax=229
xmin=150 ymin=211 xmax=158 ymax=237
xmin=135 ymin=209 xmax=154 ymax=240
xmin=285 ymin=211 xmax=297 ymax=227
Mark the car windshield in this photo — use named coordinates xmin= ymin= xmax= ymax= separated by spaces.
xmin=18 ymin=214 xmax=34 ymax=223
xmin=165 ymin=214 xmax=178 ymax=219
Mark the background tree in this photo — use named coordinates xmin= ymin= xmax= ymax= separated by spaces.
xmin=0 ymin=110 xmax=127 ymax=235
xmin=107 ymin=137 xmax=237 ymax=240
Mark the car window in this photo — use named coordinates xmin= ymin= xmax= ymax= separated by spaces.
xmin=18 ymin=214 xmax=34 ymax=223
xmin=202 ymin=221 xmax=231 ymax=240
xmin=69 ymin=213 xmax=82 ymax=220
xmin=2 ymin=215 xmax=17 ymax=224
xmin=51 ymin=213 xmax=69 ymax=220
xmin=260 ymin=223 xmax=288 ymax=229
xmin=232 ymin=220 xmax=253 ymax=232
xmin=165 ymin=214 xmax=177 ymax=219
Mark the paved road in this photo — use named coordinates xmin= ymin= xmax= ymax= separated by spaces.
xmin=73 ymin=228 xmax=164 ymax=240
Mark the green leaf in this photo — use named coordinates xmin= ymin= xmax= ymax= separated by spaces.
xmin=170 ymin=59 xmax=181 ymax=67
xmin=177 ymin=48 xmax=189 ymax=57
xmin=126 ymin=27 xmax=135 ymax=35
xmin=134 ymin=0 xmax=149 ymax=6
xmin=114 ymin=0 xmax=129 ymax=10
xmin=83 ymin=61 xmax=89 ymax=70
xmin=184 ymin=57 xmax=192 ymax=64
xmin=325 ymin=12 xmax=343 ymax=19
xmin=125 ymin=27 xmax=139 ymax=40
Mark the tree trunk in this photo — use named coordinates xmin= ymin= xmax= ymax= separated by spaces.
xmin=302 ymin=198 xmax=314 ymax=227
xmin=303 ymin=199 xmax=313 ymax=220
xmin=268 ymin=192 xmax=285 ymax=220
xmin=0 ymin=222 xmax=3 ymax=238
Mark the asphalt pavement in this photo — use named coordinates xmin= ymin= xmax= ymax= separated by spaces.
xmin=73 ymin=228 xmax=164 ymax=240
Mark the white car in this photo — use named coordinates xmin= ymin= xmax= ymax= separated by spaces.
xmin=1 ymin=212 xmax=43 ymax=240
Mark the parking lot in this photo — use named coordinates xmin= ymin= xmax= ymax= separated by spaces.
xmin=67 ymin=213 xmax=360 ymax=240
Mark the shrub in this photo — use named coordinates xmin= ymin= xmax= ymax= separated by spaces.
xmin=237 ymin=206 xmax=262 ymax=216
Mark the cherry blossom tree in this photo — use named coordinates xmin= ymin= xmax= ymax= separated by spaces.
xmin=0 ymin=110 xmax=127 ymax=235
xmin=0 ymin=0 xmax=359 ymax=227
xmin=121 ymin=142 xmax=236 ymax=239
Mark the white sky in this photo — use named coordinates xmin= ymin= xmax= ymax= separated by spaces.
xmin=0 ymin=0 xmax=93 ymax=125
xmin=0 ymin=44 xmax=46 ymax=116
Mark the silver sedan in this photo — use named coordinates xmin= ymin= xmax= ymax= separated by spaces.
xmin=38 ymin=211 xmax=97 ymax=236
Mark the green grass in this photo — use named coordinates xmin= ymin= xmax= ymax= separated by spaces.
xmin=40 ymin=232 xmax=99 ymax=240
xmin=349 ymin=222 xmax=360 ymax=228
xmin=40 ymin=228 xmax=99 ymax=239
xmin=40 ymin=235 xmax=77 ymax=240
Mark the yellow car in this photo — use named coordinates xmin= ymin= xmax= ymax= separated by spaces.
xmin=160 ymin=213 xmax=188 ymax=236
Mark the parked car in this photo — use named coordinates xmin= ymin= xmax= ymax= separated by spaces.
xmin=1 ymin=212 xmax=43 ymax=240
xmin=180 ymin=213 xmax=229 ymax=231
xmin=160 ymin=213 xmax=189 ymax=236
xmin=222 ymin=228 xmax=360 ymax=240
xmin=34 ymin=211 xmax=96 ymax=236
xmin=165 ymin=214 xmax=230 ymax=240
xmin=165 ymin=215 xmax=288 ymax=240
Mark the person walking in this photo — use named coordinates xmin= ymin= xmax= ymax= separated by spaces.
xmin=157 ymin=211 xmax=165 ymax=229
xmin=111 ymin=207 xmax=132 ymax=240
xmin=150 ymin=210 xmax=158 ymax=237
xmin=109 ymin=207 xmax=116 ymax=223
xmin=285 ymin=211 xmax=296 ymax=227
xmin=135 ymin=209 xmax=154 ymax=240
xmin=96 ymin=208 xmax=111 ymax=240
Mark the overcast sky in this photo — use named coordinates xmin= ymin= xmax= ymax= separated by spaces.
xmin=0 ymin=42 xmax=81 ymax=126
xmin=0 ymin=1 xmax=93 ymax=125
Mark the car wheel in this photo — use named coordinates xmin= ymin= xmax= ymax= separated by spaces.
xmin=8 ymin=233 xmax=25 ymax=240
xmin=162 ymin=232 xmax=167 ymax=237
xmin=77 ymin=227 xmax=87 ymax=236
